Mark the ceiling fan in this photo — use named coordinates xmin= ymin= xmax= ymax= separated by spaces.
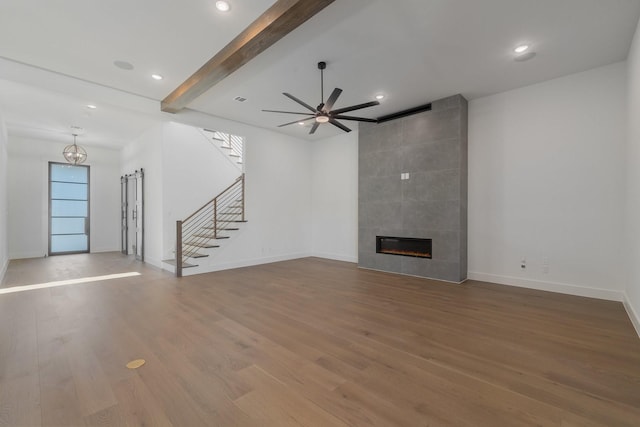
xmin=263 ymin=61 xmax=380 ymax=134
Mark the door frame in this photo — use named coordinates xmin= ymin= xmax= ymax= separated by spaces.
xmin=121 ymin=175 xmax=128 ymax=255
xmin=120 ymin=168 xmax=144 ymax=262
xmin=48 ymin=161 xmax=91 ymax=256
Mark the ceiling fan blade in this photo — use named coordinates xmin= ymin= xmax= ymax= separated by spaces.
xmin=331 ymin=100 xmax=380 ymax=115
xmin=329 ymin=118 xmax=352 ymax=133
xmin=283 ymin=93 xmax=317 ymax=113
xmin=278 ymin=117 xmax=315 ymax=127
xmin=333 ymin=115 xmax=378 ymax=123
xmin=309 ymin=122 xmax=320 ymax=134
xmin=322 ymin=88 xmax=343 ymax=112
xmin=263 ymin=109 xmax=314 ymax=115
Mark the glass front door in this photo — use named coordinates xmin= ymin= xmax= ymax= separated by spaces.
xmin=49 ymin=162 xmax=90 ymax=255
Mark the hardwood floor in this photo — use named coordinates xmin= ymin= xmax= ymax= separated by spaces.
xmin=1 ymin=253 xmax=639 ymax=426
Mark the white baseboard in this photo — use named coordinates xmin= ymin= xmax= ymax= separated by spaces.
xmin=9 ymin=252 xmax=46 ymax=260
xmin=144 ymin=257 xmax=164 ymax=270
xmin=182 ymin=252 xmax=312 ymax=276
xmin=311 ymin=252 xmax=358 ymax=263
xmin=623 ymin=293 xmax=640 ymax=338
xmin=468 ymin=272 xmax=624 ymax=302
xmin=90 ymin=247 xmax=121 ymax=253
xmin=0 ymin=257 xmax=8 ymax=284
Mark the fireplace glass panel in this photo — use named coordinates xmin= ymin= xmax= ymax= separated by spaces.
xmin=376 ymin=236 xmax=432 ymax=259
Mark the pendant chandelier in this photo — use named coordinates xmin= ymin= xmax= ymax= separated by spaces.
xmin=63 ymin=132 xmax=87 ymax=165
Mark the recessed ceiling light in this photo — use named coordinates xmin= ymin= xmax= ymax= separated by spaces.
xmin=298 ymin=122 xmax=305 ymax=125
xmin=151 ymin=74 xmax=163 ymax=80
xmin=86 ymin=104 xmax=97 ymax=109
xmin=375 ymin=94 xmax=385 ymax=100
xmin=514 ymin=45 xmax=529 ymax=54
xmin=514 ymin=52 xmax=536 ymax=62
xmin=216 ymin=1 xmax=230 ymax=12
xmin=114 ymin=60 xmax=134 ymax=70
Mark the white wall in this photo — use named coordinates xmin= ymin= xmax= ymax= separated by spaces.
xmin=468 ymin=62 xmax=627 ymax=301
xmin=121 ymin=124 xmax=164 ymax=268
xmin=161 ymin=122 xmax=241 ymax=261
xmin=0 ymin=113 xmax=8 ymax=281
xmin=311 ymin=131 xmax=358 ymax=262
xmin=175 ymin=117 xmax=313 ymax=275
xmin=624 ymin=18 xmax=640 ymax=334
xmin=121 ymin=117 xmax=314 ymax=275
xmin=8 ymin=135 xmax=121 ymax=259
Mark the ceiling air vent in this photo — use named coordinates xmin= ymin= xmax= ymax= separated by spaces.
xmin=234 ymin=96 xmax=247 ymax=102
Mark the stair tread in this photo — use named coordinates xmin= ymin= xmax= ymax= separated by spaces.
xmin=202 ymin=226 xmax=240 ymax=231
xmin=193 ymin=234 xmax=230 ymax=239
xmin=183 ymin=242 xmax=220 ymax=248
xmin=183 ymin=252 xmax=209 ymax=258
xmin=163 ymin=259 xmax=198 ymax=268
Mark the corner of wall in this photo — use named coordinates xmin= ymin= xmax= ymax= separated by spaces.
xmin=623 ymin=16 xmax=640 ymax=337
xmin=0 ymin=112 xmax=8 ymax=283
xmin=311 ymin=252 xmax=358 ymax=263
xmin=0 ymin=258 xmax=8 ymax=284
xmin=624 ymin=291 xmax=640 ymax=338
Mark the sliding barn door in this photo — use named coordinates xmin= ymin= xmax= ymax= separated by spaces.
xmin=121 ymin=169 xmax=144 ymax=261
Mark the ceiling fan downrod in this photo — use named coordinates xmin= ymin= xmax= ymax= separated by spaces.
xmin=318 ymin=61 xmax=326 ymax=109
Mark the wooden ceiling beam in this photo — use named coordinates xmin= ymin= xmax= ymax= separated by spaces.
xmin=161 ymin=0 xmax=335 ymax=113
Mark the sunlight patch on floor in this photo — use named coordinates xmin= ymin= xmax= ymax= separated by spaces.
xmin=0 ymin=272 xmax=142 ymax=295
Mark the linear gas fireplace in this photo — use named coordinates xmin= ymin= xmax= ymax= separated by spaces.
xmin=376 ymin=236 xmax=432 ymax=259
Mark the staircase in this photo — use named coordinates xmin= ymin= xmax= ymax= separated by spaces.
xmin=164 ymin=174 xmax=246 ymax=277
xmin=201 ymin=129 xmax=244 ymax=168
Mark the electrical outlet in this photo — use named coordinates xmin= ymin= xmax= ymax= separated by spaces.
xmin=520 ymin=256 xmax=526 ymax=269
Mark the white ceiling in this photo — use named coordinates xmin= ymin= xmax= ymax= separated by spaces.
xmin=1 ymin=0 xmax=639 ymax=145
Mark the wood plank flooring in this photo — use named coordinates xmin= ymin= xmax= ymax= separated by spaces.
xmin=1 ymin=253 xmax=639 ymax=426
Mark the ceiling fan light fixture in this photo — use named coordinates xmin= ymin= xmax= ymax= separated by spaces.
xmin=315 ymin=115 xmax=330 ymax=123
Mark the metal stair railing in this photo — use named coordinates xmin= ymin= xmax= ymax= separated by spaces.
xmin=175 ymin=174 xmax=245 ymax=277
xmin=206 ymin=129 xmax=244 ymax=164
xmin=228 ymin=134 xmax=244 ymax=163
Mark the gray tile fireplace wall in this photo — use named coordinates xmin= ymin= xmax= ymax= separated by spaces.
xmin=358 ymin=94 xmax=468 ymax=282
